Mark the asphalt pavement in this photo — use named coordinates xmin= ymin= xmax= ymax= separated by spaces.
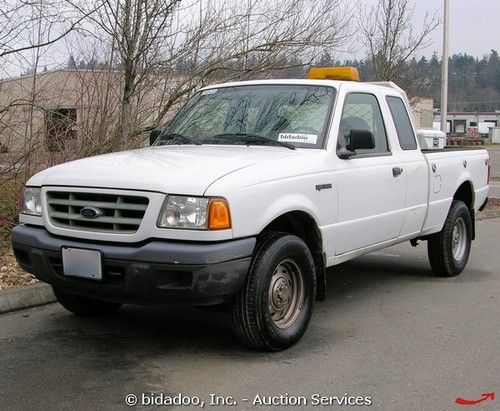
xmin=488 ymin=180 xmax=500 ymax=198
xmin=485 ymin=147 xmax=499 ymax=196
xmin=1 ymin=219 xmax=498 ymax=411
xmin=487 ymin=146 xmax=500 ymax=180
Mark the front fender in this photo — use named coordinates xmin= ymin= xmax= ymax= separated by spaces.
xmin=253 ymin=194 xmax=322 ymax=234
xmin=224 ymin=185 xmax=329 ymax=240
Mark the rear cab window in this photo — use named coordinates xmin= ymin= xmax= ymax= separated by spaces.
xmin=386 ymin=96 xmax=417 ymax=150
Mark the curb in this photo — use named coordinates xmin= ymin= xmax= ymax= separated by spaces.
xmin=0 ymin=283 xmax=56 ymax=315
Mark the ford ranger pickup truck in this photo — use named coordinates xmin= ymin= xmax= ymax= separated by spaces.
xmin=11 ymin=67 xmax=490 ymax=351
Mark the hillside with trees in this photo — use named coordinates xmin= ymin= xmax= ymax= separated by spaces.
xmin=358 ymin=50 xmax=500 ymax=112
xmin=281 ymin=50 xmax=500 ymax=112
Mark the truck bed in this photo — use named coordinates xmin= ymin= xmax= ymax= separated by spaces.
xmin=418 ymin=146 xmax=489 ymax=237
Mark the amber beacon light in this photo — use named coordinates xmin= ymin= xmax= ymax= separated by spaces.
xmin=307 ymin=66 xmax=360 ymax=81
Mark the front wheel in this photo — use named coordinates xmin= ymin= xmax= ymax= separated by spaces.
xmin=427 ymin=200 xmax=472 ymax=277
xmin=231 ymin=233 xmax=316 ymax=351
xmin=53 ymin=287 xmax=122 ymax=316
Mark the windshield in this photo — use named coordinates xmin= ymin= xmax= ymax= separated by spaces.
xmin=156 ymin=85 xmax=336 ymax=149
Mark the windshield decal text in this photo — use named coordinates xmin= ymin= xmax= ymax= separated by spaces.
xmin=278 ymin=133 xmax=318 ymax=144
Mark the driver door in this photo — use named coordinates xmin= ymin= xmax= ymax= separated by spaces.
xmin=335 ymin=92 xmax=406 ymax=255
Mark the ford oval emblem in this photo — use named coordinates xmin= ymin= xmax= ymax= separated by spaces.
xmin=80 ymin=207 xmax=102 ymax=219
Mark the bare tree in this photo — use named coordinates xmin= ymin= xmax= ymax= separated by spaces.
xmin=84 ymin=0 xmax=181 ymax=147
xmin=2 ymin=0 xmax=352 ymax=167
xmin=0 ymin=0 xmax=103 ymax=160
xmin=79 ymin=0 xmax=352 ymax=147
xmin=359 ymin=0 xmax=439 ymax=98
xmin=152 ymin=0 xmax=352 ymax=125
xmin=0 ymin=1 xmax=104 ymax=244
xmin=0 ymin=0 xmax=101 ymax=60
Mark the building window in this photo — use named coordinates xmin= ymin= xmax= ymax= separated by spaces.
xmin=453 ymin=119 xmax=466 ymax=135
xmin=45 ymin=108 xmax=77 ymax=152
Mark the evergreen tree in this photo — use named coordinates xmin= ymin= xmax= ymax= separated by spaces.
xmin=67 ymin=54 xmax=77 ymax=69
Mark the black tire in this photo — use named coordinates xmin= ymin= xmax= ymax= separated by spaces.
xmin=231 ymin=232 xmax=316 ymax=351
xmin=427 ymin=200 xmax=472 ymax=277
xmin=52 ymin=287 xmax=122 ymax=316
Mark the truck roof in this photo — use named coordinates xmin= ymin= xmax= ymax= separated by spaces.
xmin=201 ymin=66 xmax=404 ymax=94
xmin=200 ymin=78 xmax=343 ymax=90
xmin=200 ymin=78 xmax=403 ymax=96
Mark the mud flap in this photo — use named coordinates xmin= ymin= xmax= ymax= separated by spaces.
xmin=313 ymin=251 xmax=326 ymax=301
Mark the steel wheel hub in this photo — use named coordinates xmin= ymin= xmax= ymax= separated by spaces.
xmin=268 ymin=259 xmax=305 ymax=329
xmin=452 ymin=217 xmax=467 ymax=261
xmin=271 ymin=276 xmax=291 ymax=309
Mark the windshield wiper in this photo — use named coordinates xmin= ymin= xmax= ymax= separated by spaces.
xmin=209 ymin=133 xmax=295 ymax=150
xmin=156 ymin=132 xmax=202 ymax=146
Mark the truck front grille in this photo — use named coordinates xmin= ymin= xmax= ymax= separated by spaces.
xmin=46 ymin=191 xmax=149 ymax=233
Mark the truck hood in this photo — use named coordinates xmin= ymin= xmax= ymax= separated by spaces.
xmin=28 ymin=145 xmax=302 ymax=195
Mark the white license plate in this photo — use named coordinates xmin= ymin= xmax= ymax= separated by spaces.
xmin=62 ymin=247 xmax=102 ymax=281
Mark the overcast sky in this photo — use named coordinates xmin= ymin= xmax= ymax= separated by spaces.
xmin=4 ymin=0 xmax=500 ymax=78
xmin=402 ymin=0 xmax=500 ymax=58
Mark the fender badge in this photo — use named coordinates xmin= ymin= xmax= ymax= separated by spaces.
xmin=315 ymin=183 xmax=333 ymax=192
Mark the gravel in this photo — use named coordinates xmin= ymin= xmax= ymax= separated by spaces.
xmin=486 ymin=197 xmax=500 ymax=209
xmin=0 ymin=250 xmax=38 ymax=291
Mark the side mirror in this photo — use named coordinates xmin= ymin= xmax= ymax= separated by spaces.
xmin=346 ymin=129 xmax=375 ymax=151
xmin=149 ymin=128 xmax=162 ymax=146
xmin=338 ymin=129 xmax=375 ymax=159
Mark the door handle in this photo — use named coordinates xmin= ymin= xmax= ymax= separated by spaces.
xmin=392 ymin=167 xmax=403 ymax=177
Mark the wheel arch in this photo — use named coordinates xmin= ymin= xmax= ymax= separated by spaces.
xmin=453 ymin=180 xmax=474 ymax=209
xmin=259 ymin=210 xmax=326 ymax=301
xmin=453 ymin=180 xmax=475 ymax=240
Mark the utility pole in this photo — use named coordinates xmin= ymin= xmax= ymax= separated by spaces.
xmin=440 ymin=0 xmax=449 ymax=134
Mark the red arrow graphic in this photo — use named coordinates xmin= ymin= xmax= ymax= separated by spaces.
xmin=455 ymin=392 xmax=495 ymax=406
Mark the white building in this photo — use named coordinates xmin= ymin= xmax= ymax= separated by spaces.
xmin=433 ymin=111 xmax=500 ymax=136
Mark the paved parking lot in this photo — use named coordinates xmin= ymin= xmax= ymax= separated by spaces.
xmin=488 ymin=180 xmax=500 ymax=197
xmin=487 ymin=146 xmax=500 ymax=179
xmin=1 ymin=219 xmax=498 ymax=410
xmin=487 ymin=147 xmax=500 ymax=197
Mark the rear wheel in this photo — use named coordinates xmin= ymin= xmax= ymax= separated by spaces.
xmin=427 ymin=200 xmax=472 ymax=277
xmin=53 ymin=287 xmax=122 ymax=316
xmin=231 ymin=232 xmax=316 ymax=351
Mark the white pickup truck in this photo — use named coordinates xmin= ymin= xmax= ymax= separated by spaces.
xmin=12 ymin=67 xmax=490 ymax=351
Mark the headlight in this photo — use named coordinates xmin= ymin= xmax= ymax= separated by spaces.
xmin=21 ymin=187 xmax=42 ymax=216
xmin=158 ymin=195 xmax=231 ymax=230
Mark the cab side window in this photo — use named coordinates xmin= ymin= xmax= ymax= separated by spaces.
xmin=338 ymin=93 xmax=389 ymax=155
xmin=386 ymin=96 xmax=417 ymax=150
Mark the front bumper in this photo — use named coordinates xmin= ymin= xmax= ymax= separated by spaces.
xmin=11 ymin=225 xmax=255 ymax=306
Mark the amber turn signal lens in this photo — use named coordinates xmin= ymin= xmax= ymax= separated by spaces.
xmin=208 ymin=198 xmax=231 ymax=230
